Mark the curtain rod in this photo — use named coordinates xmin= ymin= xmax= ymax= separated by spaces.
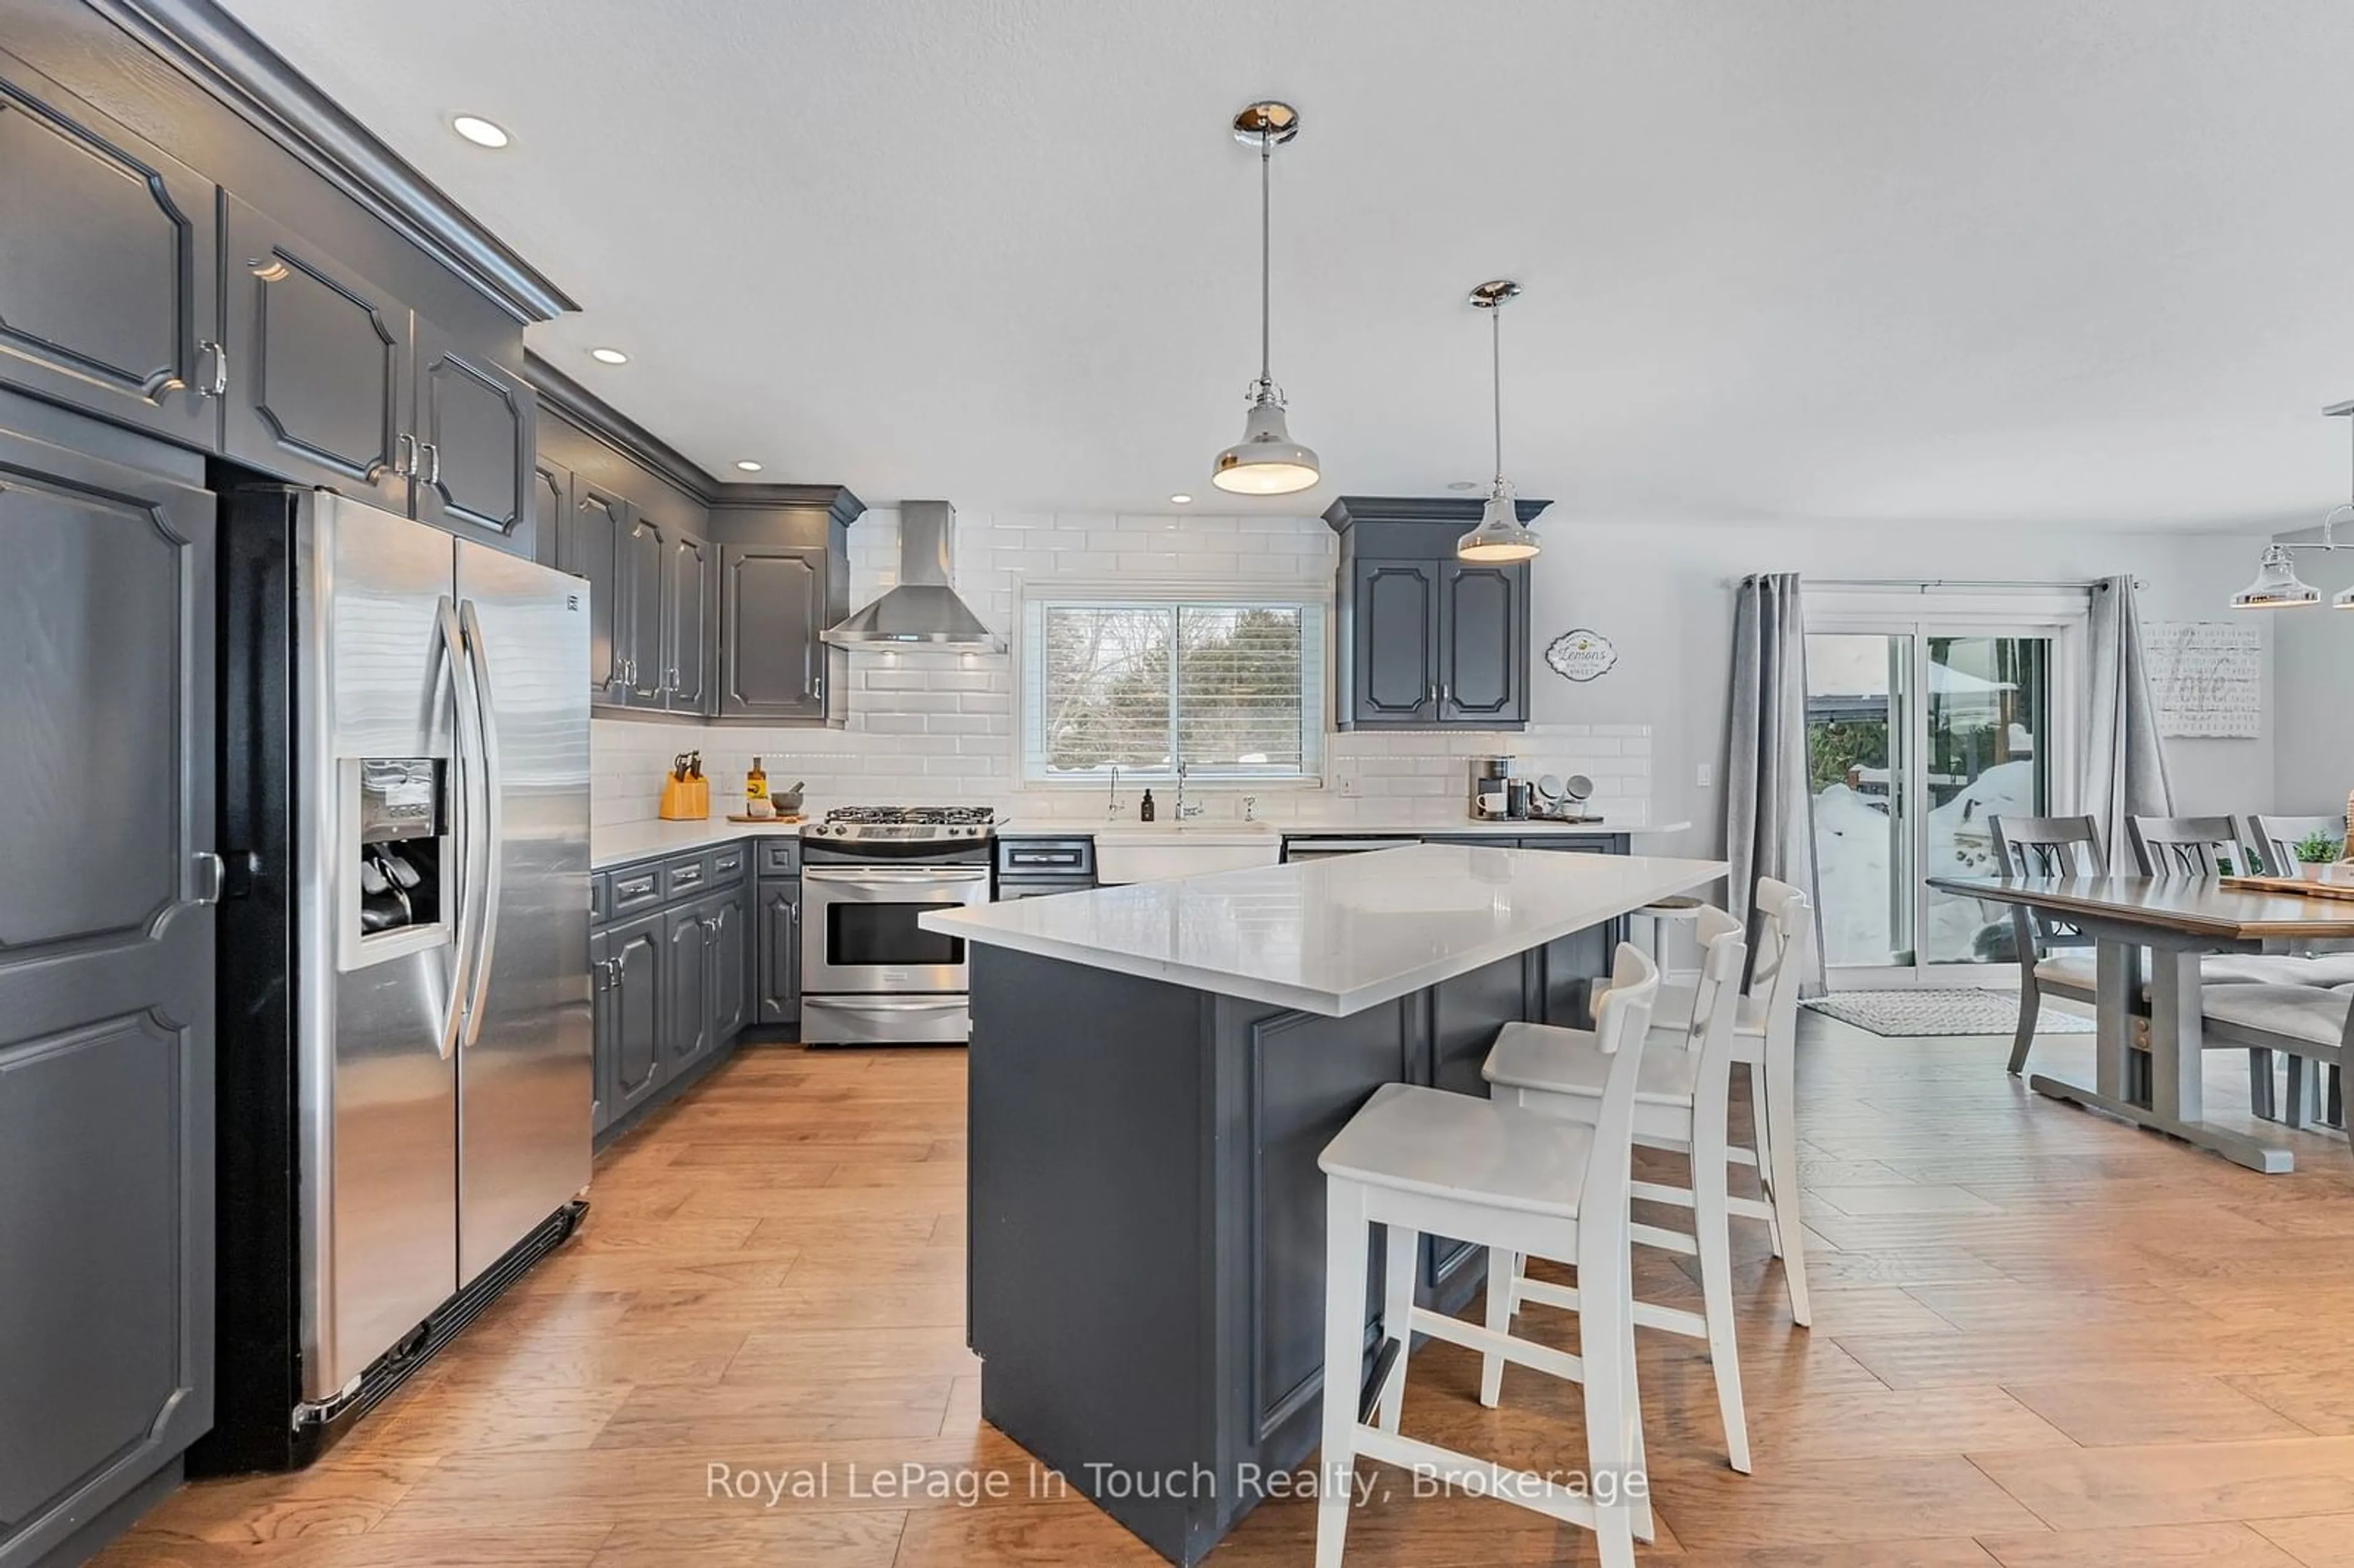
xmin=1720 ymin=576 xmax=2146 ymax=591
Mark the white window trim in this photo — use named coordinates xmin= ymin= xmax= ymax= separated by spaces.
xmin=1014 ymin=579 xmax=1333 ymax=791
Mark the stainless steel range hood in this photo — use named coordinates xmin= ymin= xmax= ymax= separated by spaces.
xmin=823 ymin=500 xmax=1004 ymax=651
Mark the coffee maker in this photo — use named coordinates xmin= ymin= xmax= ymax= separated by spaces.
xmin=1468 ymin=756 xmax=1517 ymax=820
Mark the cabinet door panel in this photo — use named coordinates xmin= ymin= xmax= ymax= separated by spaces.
xmin=413 ymin=316 xmax=535 ymax=552
xmin=620 ymin=514 xmax=665 ymax=705
xmin=530 ymin=454 xmax=569 ymax=573
xmin=664 ymin=904 xmax=712 ymax=1076
xmin=221 ymin=196 xmax=411 ymax=509
xmin=1439 ymin=561 xmax=1525 ymax=721
xmin=718 ymin=544 xmax=826 ymax=720
xmin=0 ymin=55 xmax=221 ymax=447
xmin=709 ymin=889 xmax=748 ymax=1042
xmin=608 ymin=916 xmax=663 ymax=1118
xmin=1352 ymin=559 xmax=1438 ymax=721
xmin=588 ymin=928 xmax=611 ymax=1135
xmin=665 ymin=532 xmax=713 ymax=714
xmin=757 ymin=880 xmax=801 ymax=1026
xmin=0 ymin=424 xmax=214 ymax=1564
xmin=559 ymin=483 xmax=625 ymax=699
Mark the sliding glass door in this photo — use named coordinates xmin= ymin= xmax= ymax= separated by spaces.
xmin=1805 ymin=601 xmax=2078 ymax=986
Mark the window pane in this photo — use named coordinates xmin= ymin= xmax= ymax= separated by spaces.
xmin=1039 ymin=606 xmax=1175 ymax=773
xmin=1176 ymin=606 xmax=1305 ymax=774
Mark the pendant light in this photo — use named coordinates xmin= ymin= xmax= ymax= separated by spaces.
xmin=2232 ymin=400 xmax=2354 ymax=609
xmin=1213 ymin=102 xmax=1319 ymax=496
xmin=1457 ymin=279 xmax=1541 ymax=562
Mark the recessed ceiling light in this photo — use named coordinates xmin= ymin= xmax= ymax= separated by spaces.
xmin=735 ymin=460 xmax=764 ymax=473
xmin=588 ymin=347 xmax=630 ymax=365
xmin=1169 ymin=493 xmax=1193 ymax=504
xmin=1447 ymin=480 xmax=1479 ymax=491
xmin=451 ymin=115 xmax=511 ymax=148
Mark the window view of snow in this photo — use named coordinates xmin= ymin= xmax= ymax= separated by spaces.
xmin=1806 ymin=634 xmax=2050 ymax=970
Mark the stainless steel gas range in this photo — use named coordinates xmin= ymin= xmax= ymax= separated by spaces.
xmin=800 ymin=806 xmax=996 ymax=1045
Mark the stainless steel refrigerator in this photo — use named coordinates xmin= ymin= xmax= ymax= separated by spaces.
xmin=200 ymin=489 xmax=590 ymax=1471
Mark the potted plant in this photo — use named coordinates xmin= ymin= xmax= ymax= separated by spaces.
xmin=2294 ymin=830 xmax=2345 ymax=880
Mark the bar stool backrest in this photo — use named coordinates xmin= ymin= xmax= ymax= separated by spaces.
xmin=1750 ymin=878 xmax=1813 ymax=1029
xmin=1580 ymin=943 xmax=1662 ymax=1251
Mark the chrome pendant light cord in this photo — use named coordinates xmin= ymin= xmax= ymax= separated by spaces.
xmin=1259 ymin=130 xmax=1271 ymax=390
xmin=1491 ymin=303 xmax=1503 ymax=485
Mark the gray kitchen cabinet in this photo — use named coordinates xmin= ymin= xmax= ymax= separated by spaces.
xmin=1438 ymin=559 xmax=1527 ymax=721
xmin=558 ymin=479 xmax=627 ymax=701
xmin=718 ymin=542 xmax=828 ymax=720
xmin=664 ymin=900 xmax=714 ymax=1079
xmin=756 ymin=870 xmax=803 ymax=1027
xmin=0 ymin=405 xmax=215 ymax=1568
xmin=412 ymin=313 xmax=536 ymax=552
xmin=619 ymin=511 xmax=666 ymax=706
xmin=1348 ymin=558 xmax=1441 ymax=721
xmin=707 ymin=885 xmax=750 ymax=1042
xmin=663 ymin=530 xmax=714 ymax=714
xmin=604 ymin=911 xmax=665 ymax=1123
xmin=0 ymin=51 xmax=224 ymax=450
xmin=221 ymin=192 xmax=413 ymax=513
xmin=1326 ymin=495 xmax=1541 ymax=731
xmin=531 ymin=451 xmax=571 ymax=575
xmin=588 ymin=927 xmax=611 ymax=1135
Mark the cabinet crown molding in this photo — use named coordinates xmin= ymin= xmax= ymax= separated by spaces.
xmin=90 ymin=0 xmax=579 ymax=324
xmin=1322 ymin=495 xmax=1554 ymax=533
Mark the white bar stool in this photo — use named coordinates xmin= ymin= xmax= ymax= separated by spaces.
xmin=1314 ymin=945 xmax=1663 ymax=1568
xmin=1632 ymin=893 xmax=1707 ymax=969
xmin=1482 ymin=907 xmax=1753 ymax=1471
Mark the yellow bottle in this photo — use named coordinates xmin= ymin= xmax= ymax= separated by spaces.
xmin=746 ymin=756 xmax=771 ymax=818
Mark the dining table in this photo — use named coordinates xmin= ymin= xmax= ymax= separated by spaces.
xmin=1928 ymin=873 xmax=2354 ymax=1173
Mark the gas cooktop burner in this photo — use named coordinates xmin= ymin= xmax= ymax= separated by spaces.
xmin=810 ymin=805 xmax=998 ymax=842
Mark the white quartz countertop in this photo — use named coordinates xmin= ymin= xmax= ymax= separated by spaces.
xmin=592 ymin=817 xmax=808 ymax=869
xmin=922 ymin=843 xmax=1729 ymax=1017
xmin=996 ymin=818 xmax=1693 ymax=840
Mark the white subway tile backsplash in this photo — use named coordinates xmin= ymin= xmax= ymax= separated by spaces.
xmin=590 ymin=508 xmax=1651 ymax=829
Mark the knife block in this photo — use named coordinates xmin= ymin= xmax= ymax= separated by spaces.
xmin=658 ymin=774 xmax=709 ymax=821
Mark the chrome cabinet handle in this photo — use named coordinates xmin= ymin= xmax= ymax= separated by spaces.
xmin=197 ymin=341 xmax=229 ymax=398
xmin=1426 ymin=683 xmax=1438 ymax=708
xmin=423 ymin=441 xmax=442 ymax=484
xmin=395 ymin=433 xmax=419 ymax=476
xmin=1441 ymin=683 xmax=1452 ymax=707
xmin=813 ymin=672 xmax=825 ymax=701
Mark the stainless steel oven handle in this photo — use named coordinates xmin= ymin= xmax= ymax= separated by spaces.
xmin=806 ymin=995 xmax=969 ymax=1013
xmin=803 ymin=867 xmax=990 ymax=884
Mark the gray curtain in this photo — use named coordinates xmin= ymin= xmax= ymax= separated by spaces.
xmin=2082 ymin=574 xmax=2174 ymax=857
xmin=1726 ymin=573 xmax=1827 ymax=991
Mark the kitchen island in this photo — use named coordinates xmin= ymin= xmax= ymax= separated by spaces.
xmin=922 ymin=843 xmax=1726 ymax=1565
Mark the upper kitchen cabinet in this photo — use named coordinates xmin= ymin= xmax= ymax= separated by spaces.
xmin=221 ymin=194 xmax=414 ymax=514
xmin=558 ymin=478 xmax=625 ymax=700
xmin=660 ymin=527 xmax=714 ymax=715
xmin=1325 ymin=495 xmax=1540 ymax=731
xmin=717 ymin=543 xmax=828 ymax=720
xmin=0 ymin=51 xmax=223 ymax=449
xmin=413 ymin=314 xmax=536 ymax=547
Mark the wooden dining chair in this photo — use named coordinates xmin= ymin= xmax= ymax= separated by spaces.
xmin=1987 ymin=814 xmax=2106 ymax=1076
xmin=2243 ymin=813 xmax=2354 ymax=1126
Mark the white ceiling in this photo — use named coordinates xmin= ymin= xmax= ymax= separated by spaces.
xmin=219 ymin=0 xmax=2354 ymax=531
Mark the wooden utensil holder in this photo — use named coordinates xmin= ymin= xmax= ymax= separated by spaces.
xmin=658 ymin=774 xmax=709 ymax=820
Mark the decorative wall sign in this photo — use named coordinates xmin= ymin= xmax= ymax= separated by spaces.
xmin=2144 ymin=620 xmax=2262 ymax=738
xmin=1545 ymin=628 xmax=1618 ymax=683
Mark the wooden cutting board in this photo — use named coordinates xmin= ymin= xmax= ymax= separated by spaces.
xmin=2220 ymin=873 xmax=2354 ymax=902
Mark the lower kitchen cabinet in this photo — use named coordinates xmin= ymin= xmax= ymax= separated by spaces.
xmin=601 ymin=911 xmax=666 ymax=1128
xmin=591 ymin=848 xmax=765 ymax=1148
xmin=756 ymin=871 xmax=802 ymax=1026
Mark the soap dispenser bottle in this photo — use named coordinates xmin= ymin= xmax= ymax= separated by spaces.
xmin=1140 ymin=790 xmax=1156 ymax=823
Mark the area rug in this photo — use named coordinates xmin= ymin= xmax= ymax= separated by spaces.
xmin=1804 ymin=989 xmax=2095 ymax=1038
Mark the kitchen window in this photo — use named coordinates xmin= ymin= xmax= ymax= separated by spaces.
xmin=1019 ymin=595 xmax=1327 ymax=784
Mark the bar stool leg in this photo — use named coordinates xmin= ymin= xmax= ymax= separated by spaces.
xmin=1477 ymin=1249 xmax=1521 ymax=1409
xmin=1748 ymin=1061 xmax=1785 ymax=1260
xmin=1576 ymin=1247 xmax=1641 ymax=1568
xmin=1692 ymin=1106 xmax=1752 ymax=1474
xmin=1377 ymin=1224 xmax=1419 ymax=1434
xmin=1315 ymin=1181 xmax=1369 ymax=1568
xmin=1764 ymin=1048 xmax=1811 ymax=1328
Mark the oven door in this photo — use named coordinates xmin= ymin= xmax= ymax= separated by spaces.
xmin=802 ymin=864 xmax=989 ymax=994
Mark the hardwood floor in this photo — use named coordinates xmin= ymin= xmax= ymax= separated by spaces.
xmin=92 ymin=1013 xmax=2354 ymax=1567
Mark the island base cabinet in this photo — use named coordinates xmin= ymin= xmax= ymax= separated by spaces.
xmin=966 ymin=943 xmax=1585 ymax=1566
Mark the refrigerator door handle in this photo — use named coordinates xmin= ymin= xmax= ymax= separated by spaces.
xmin=436 ymin=594 xmax=480 ymax=1060
xmin=459 ymin=597 xmax=505 ymax=1047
